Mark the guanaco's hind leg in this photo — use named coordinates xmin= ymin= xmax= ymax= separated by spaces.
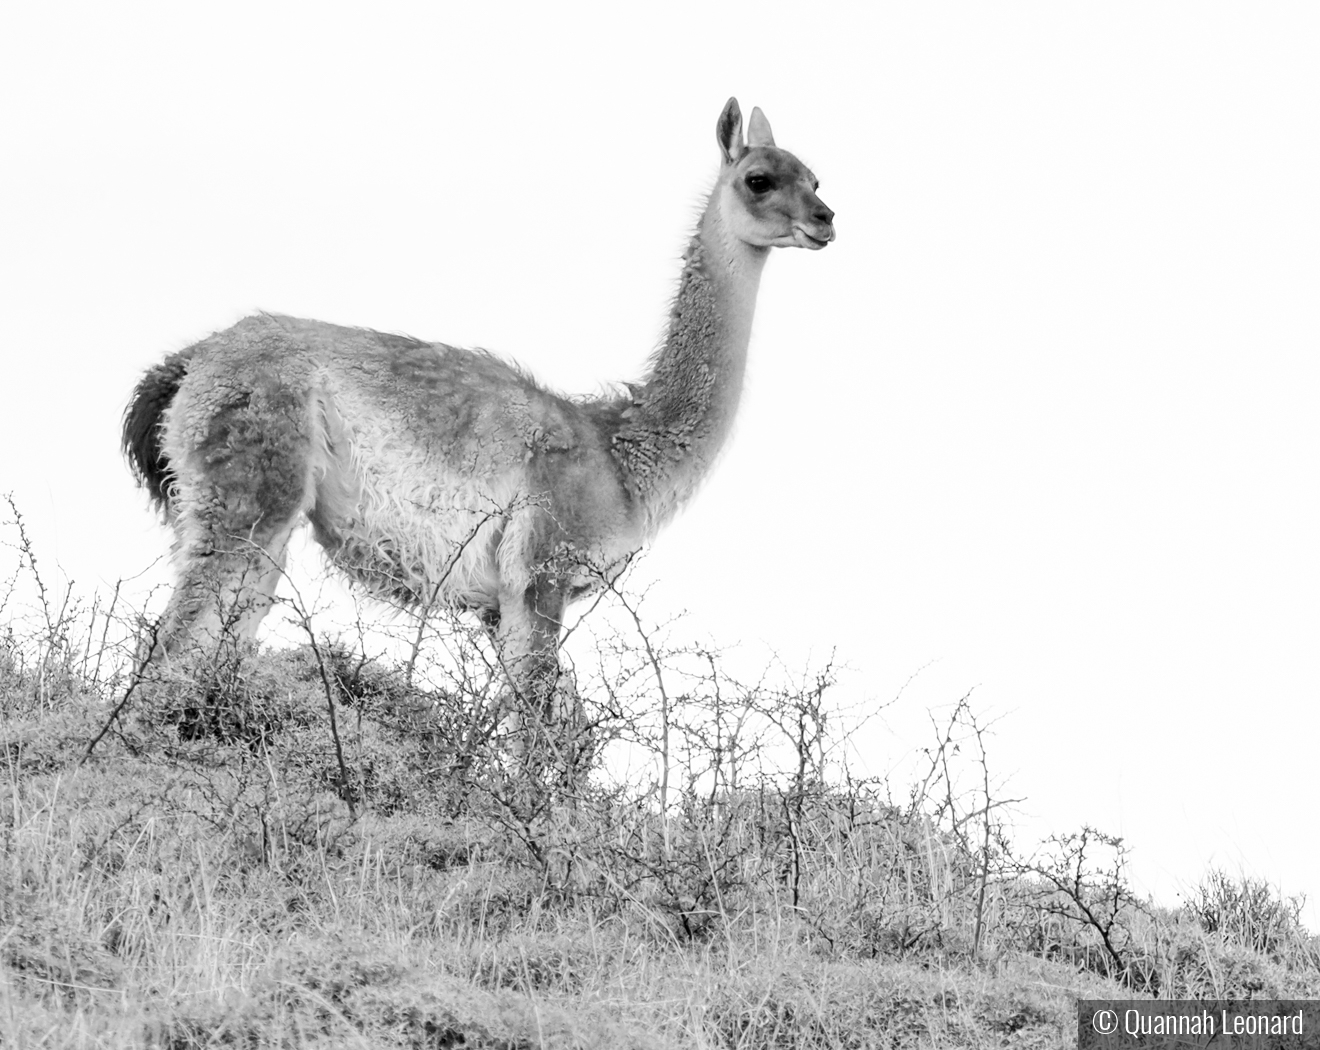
xmin=146 ymin=520 xmax=300 ymax=668
xmin=143 ymin=374 xmax=315 ymax=670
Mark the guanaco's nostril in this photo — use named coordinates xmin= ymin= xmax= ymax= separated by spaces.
xmin=814 ymin=205 xmax=835 ymax=226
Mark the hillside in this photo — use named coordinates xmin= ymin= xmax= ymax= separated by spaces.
xmin=2 ymin=516 xmax=1317 ymax=1047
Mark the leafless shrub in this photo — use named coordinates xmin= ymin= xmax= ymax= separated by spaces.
xmin=0 ymin=495 xmax=140 ymax=713
xmin=1013 ymin=826 xmax=1157 ymax=991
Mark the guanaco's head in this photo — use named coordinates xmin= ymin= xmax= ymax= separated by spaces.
xmin=715 ymin=97 xmax=835 ymax=251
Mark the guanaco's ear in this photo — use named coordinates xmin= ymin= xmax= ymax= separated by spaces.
xmin=747 ymin=107 xmax=775 ymax=148
xmin=716 ymin=97 xmax=745 ymax=165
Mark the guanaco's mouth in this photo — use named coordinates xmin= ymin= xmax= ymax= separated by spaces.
xmin=793 ymin=225 xmax=834 ymax=250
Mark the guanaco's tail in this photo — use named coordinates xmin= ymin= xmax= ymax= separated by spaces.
xmin=122 ymin=348 xmax=197 ymax=514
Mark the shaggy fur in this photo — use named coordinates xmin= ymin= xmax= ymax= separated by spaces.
xmin=123 ymin=98 xmax=834 ymax=697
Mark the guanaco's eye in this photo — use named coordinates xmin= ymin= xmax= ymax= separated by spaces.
xmin=745 ymin=173 xmax=774 ymax=194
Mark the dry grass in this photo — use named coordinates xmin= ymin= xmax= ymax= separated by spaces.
xmin=0 ymin=722 xmax=1098 ymax=1048
xmin=2 ymin=506 xmax=1317 ymax=1047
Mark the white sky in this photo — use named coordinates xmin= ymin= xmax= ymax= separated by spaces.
xmin=2 ymin=4 xmax=1317 ymax=925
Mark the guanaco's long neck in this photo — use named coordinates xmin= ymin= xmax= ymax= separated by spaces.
xmin=612 ymin=189 xmax=769 ymax=534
